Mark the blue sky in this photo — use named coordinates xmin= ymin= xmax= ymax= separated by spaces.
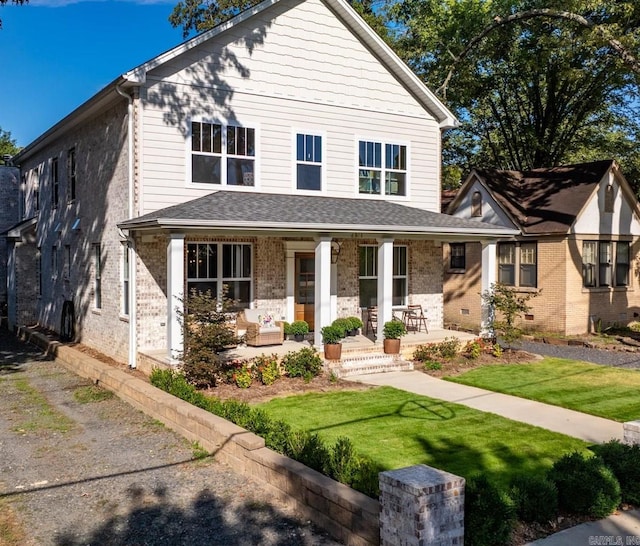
xmin=0 ymin=0 xmax=189 ymax=147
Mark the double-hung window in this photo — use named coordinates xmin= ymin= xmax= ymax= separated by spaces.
xmin=191 ymin=121 xmax=255 ymax=186
xmin=358 ymin=245 xmax=408 ymax=307
xmin=51 ymin=158 xmax=59 ymax=208
xmin=498 ymin=242 xmax=537 ymax=288
xmin=187 ymin=242 xmax=252 ymax=309
xmin=296 ymin=133 xmax=322 ymax=190
xmin=358 ymin=140 xmax=407 ymax=196
xmin=583 ymin=241 xmax=630 ymax=288
xmin=67 ymin=148 xmax=76 ymax=202
xmin=449 ymin=243 xmax=466 ymax=270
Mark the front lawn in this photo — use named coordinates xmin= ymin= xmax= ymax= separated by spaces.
xmin=446 ymin=358 xmax=640 ymax=422
xmin=258 ymin=386 xmax=587 ymax=486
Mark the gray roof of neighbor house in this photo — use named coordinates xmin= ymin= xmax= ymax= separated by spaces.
xmin=454 ymin=160 xmax=622 ymax=235
xmin=118 ymin=191 xmax=518 ymax=238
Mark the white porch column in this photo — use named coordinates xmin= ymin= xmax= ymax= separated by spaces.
xmin=167 ymin=233 xmax=185 ymax=361
xmin=285 ymin=248 xmax=295 ymax=323
xmin=314 ymin=236 xmax=332 ymax=347
xmin=377 ymin=238 xmax=394 ymax=340
xmin=330 ymin=259 xmax=338 ymax=323
xmin=481 ymin=240 xmax=497 ymax=337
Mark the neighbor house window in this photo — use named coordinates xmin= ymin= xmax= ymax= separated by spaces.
xmin=450 ymin=243 xmax=466 ymax=270
xmin=471 ymin=191 xmax=482 ymax=217
xmin=582 ymin=240 xmax=630 ymax=288
xmin=296 ymin=133 xmax=322 ymax=190
xmin=358 ymin=140 xmax=407 ymax=196
xmin=498 ymin=242 xmax=537 ymax=288
xmin=186 ymin=242 xmax=252 ymax=309
xmin=358 ymin=245 xmax=408 ymax=307
xmin=93 ymin=243 xmax=102 ymax=309
xmin=191 ymin=121 xmax=255 ymax=186
xmin=51 ymin=158 xmax=59 ymax=208
xmin=605 ymin=185 xmax=614 ymax=213
xmin=67 ymin=148 xmax=76 ymax=202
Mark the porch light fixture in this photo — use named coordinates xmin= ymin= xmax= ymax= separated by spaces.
xmin=331 ymin=241 xmax=342 ymax=264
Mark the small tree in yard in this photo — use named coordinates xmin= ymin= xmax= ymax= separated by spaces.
xmin=178 ymin=289 xmax=242 ymax=387
xmin=481 ymin=283 xmax=536 ymax=349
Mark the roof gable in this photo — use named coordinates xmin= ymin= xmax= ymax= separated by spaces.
xmin=454 ymin=160 xmax=620 ymax=235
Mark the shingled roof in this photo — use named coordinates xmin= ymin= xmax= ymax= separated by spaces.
xmin=469 ymin=160 xmax=616 ymax=235
xmin=118 ymin=191 xmax=517 ymax=238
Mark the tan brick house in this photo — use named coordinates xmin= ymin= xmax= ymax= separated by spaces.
xmin=443 ymin=160 xmax=640 ymax=335
xmin=7 ymin=0 xmax=516 ymax=367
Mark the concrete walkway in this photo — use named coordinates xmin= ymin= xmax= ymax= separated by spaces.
xmin=348 ymin=371 xmax=623 ymax=443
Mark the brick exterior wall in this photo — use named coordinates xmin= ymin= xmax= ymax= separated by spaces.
xmin=443 ymin=237 xmax=640 ymax=335
xmin=15 ymin=100 xmax=132 ymax=363
xmin=0 ymin=167 xmax=20 ymax=309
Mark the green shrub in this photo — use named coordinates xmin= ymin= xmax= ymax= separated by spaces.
xmin=510 ymin=474 xmax=558 ymax=523
xmin=326 ymin=437 xmax=360 ymax=485
xmin=346 ymin=316 xmax=363 ymax=331
xmin=219 ymin=399 xmax=253 ymax=428
xmin=289 ymin=320 xmax=309 ymax=336
xmin=413 ymin=344 xmax=440 ymax=362
xmin=282 ymin=321 xmax=292 ymax=336
xmin=591 ymin=440 xmax=640 ymax=505
xmin=252 ymin=354 xmax=281 ymax=386
xmin=352 ymin=456 xmax=382 ymax=499
xmin=465 ymin=475 xmax=516 ymax=546
xmin=321 ymin=325 xmax=343 ymax=345
xmin=281 ymin=347 xmax=323 ymax=382
xmin=331 ymin=318 xmax=351 ymax=338
xmin=423 ymin=361 xmax=442 ymax=371
xmin=438 ymin=337 xmax=462 ymax=358
xmin=264 ymin=419 xmax=293 ymax=454
xmin=287 ymin=431 xmax=329 ymax=473
xmin=383 ymin=320 xmax=407 ymax=339
xmin=465 ymin=340 xmax=482 ymax=360
xmin=548 ymin=452 xmax=621 ymax=518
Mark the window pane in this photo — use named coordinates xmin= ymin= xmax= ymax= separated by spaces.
xmin=225 ymin=281 xmax=250 ymax=309
xmin=359 ymin=246 xmax=377 ymax=277
xmin=314 ymin=135 xmax=321 ymax=162
xmin=242 ymin=244 xmax=251 ymax=278
xmin=498 ymin=264 xmax=515 ymax=286
xmin=359 ymin=279 xmax=377 ymax=308
xmin=227 ymin=126 xmax=236 ymax=155
xmin=393 ymin=246 xmax=407 ymax=276
xmin=207 ymin=244 xmax=217 ymax=279
xmin=393 ymin=278 xmax=407 ymax=306
xmin=498 ymin=243 xmax=515 ymax=264
xmin=359 ymin=170 xmax=380 ymax=194
xmin=187 ymin=245 xmax=197 ymax=278
xmin=297 ymin=133 xmax=304 ymax=161
xmin=600 ymin=242 xmax=612 ymax=286
xmin=520 ymin=264 xmax=536 ymax=287
xmin=227 ymin=158 xmax=254 ymax=186
xmin=385 ymin=172 xmax=406 ymax=196
xmin=192 ymin=155 xmax=221 ymax=184
xmin=450 ymin=243 xmax=465 ymax=269
xmin=192 ymin=122 xmax=201 ymax=152
xmin=297 ymin=164 xmax=321 ymax=190
xmin=616 ymin=242 xmax=629 ymax=286
xmin=187 ymin=281 xmax=217 ymax=299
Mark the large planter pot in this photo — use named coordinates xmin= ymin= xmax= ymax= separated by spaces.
xmin=383 ymin=338 xmax=401 ymax=354
xmin=324 ymin=342 xmax=342 ymax=360
xmin=293 ymin=333 xmax=305 ymax=342
xmin=347 ymin=329 xmax=358 ymax=337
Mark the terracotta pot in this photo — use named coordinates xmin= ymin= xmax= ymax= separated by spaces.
xmin=324 ymin=342 xmax=342 ymax=360
xmin=383 ymin=338 xmax=401 ymax=354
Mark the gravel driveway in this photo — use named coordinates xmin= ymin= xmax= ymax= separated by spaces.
xmin=0 ymin=330 xmax=342 ymax=546
xmin=520 ymin=340 xmax=640 ymax=369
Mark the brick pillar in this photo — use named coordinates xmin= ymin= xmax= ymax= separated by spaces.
xmin=624 ymin=420 xmax=640 ymax=444
xmin=380 ymin=464 xmax=465 ymax=546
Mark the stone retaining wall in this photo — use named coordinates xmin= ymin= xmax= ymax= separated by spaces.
xmin=17 ymin=327 xmax=379 ymax=546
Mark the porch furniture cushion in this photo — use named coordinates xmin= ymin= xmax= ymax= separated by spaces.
xmin=236 ymin=310 xmax=285 ymax=347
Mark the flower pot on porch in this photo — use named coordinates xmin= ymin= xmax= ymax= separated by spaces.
xmin=324 ymin=342 xmax=342 ymax=360
xmin=293 ymin=333 xmax=305 ymax=342
xmin=347 ymin=329 xmax=358 ymax=337
xmin=383 ymin=338 xmax=401 ymax=354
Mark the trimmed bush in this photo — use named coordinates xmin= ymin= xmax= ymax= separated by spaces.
xmin=465 ymin=474 xmax=516 ymax=546
xmin=326 ymin=437 xmax=360 ymax=485
xmin=331 ymin=318 xmax=351 ymax=338
xmin=282 ymin=347 xmax=323 ymax=382
xmin=510 ymin=474 xmax=558 ymax=523
xmin=592 ymin=440 xmax=640 ymax=505
xmin=287 ymin=431 xmax=329 ymax=473
xmin=548 ymin=452 xmax=621 ymax=518
xmin=182 ymin=359 xmax=220 ymax=389
xmin=252 ymin=354 xmax=281 ymax=386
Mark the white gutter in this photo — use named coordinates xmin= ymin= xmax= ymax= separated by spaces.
xmin=115 ymin=84 xmax=138 ymax=369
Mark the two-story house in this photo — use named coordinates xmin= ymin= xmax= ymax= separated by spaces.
xmin=8 ymin=0 xmax=516 ymax=367
xmin=444 ymin=160 xmax=640 ymax=335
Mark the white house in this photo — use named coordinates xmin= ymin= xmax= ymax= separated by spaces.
xmin=9 ymin=0 xmax=516 ymax=367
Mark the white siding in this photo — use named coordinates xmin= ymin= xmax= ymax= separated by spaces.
xmin=572 ymin=172 xmax=640 ymax=236
xmin=139 ymin=0 xmax=442 ymax=215
xmin=451 ymin=179 xmax=516 ymax=229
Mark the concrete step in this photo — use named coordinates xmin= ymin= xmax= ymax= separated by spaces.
xmin=330 ymin=353 xmax=414 ymax=378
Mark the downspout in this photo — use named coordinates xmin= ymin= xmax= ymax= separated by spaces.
xmin=116 ymin=83 xmax=138 ymax=369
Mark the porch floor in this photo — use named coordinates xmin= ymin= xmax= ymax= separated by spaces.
xmin=139 ymin=328 xmax=478 ymax=373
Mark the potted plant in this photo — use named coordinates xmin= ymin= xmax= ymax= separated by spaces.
xmin=289 ymin=320 xmax=309 ymax=342
xmin=346 ymin=316 xmax=363 ymax=336
xmin=331 ymin=318 xmax=350 ymax=339
xmin=383 ymin=320 xmax=407 ymax=354
xmin=321 ymin=325 xmax=343 ymax=360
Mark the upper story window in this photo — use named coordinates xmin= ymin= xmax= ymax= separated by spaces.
xmin=449 ymin=243 xmax=466 ymax=270
xmin=583 ymin=240 xmax=629 ymax=288
xmin=604 ymin=185 xmax=614 ymax=213
xmin=67 ymin=148 xmax=76 ymax=202
xmin=471 ymin=191 xmax=482 ymax=217
xmin=296 ymin=133 xmax=322 ymax=191
xmin=498 ymin=242 xmax=537 ymax=288
xmin=191 ymin=121 xmax=255 ymax=186
xmin=358 ymin=140 xmax=407 ymax=197
xmin=51 ymin=158 xmax=59 ymax=208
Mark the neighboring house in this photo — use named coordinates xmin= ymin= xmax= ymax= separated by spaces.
xmin=8 ymin=0 xmax=516 ymax=367
xmin=443 ymin=160 xmax=640 ymax=335
xmin=0 ymin=166 xmax=20 ymax=315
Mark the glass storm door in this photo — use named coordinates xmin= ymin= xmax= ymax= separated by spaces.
xmin=295 ymin=253 xmax=315 ymax=331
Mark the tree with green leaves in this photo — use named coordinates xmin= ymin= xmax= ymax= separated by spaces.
xmin=386 ymin=0 xmax=640 ymax=188
xmin=0 ymin=127 xmax=20 ymax=164
xmin=0 ymin=0 xmax=27 ymax=29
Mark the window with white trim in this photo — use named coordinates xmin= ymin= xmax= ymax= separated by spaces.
xmin=187 ymin=242 xmax=252 ymax=309
xmin=67 ymin=148 xmax=76 ymax=202
xmin=358 ymin=245 xmax=408 ymax=307
xmin=449 ymin=243 xmax=466 ymax=270
xmin=191 ymin=121 xmax=255 ymax=186
xmin=358 ymin=140 xmax=407 ymax=196
xmin=296 ymin=133 xmax=322 ymax=191
xmin=583 ymin=241 xmax=629 ymax=288
xmin=498 ymin=242 xmax=537 ymax=288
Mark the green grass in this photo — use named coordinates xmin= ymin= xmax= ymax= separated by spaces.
xmin=447 ymin=358 xmax=640 ymax=422
xmin=258 ymin=386 xmax=588 ymax=486
xmin=9 ymin=378 xmax=75 ymax=434
xmin=73 ymin=385 xmax=115 ymax=404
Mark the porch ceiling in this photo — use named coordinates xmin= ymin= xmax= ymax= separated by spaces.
xmin=118 ymin=191 xmax=518 ymax=240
